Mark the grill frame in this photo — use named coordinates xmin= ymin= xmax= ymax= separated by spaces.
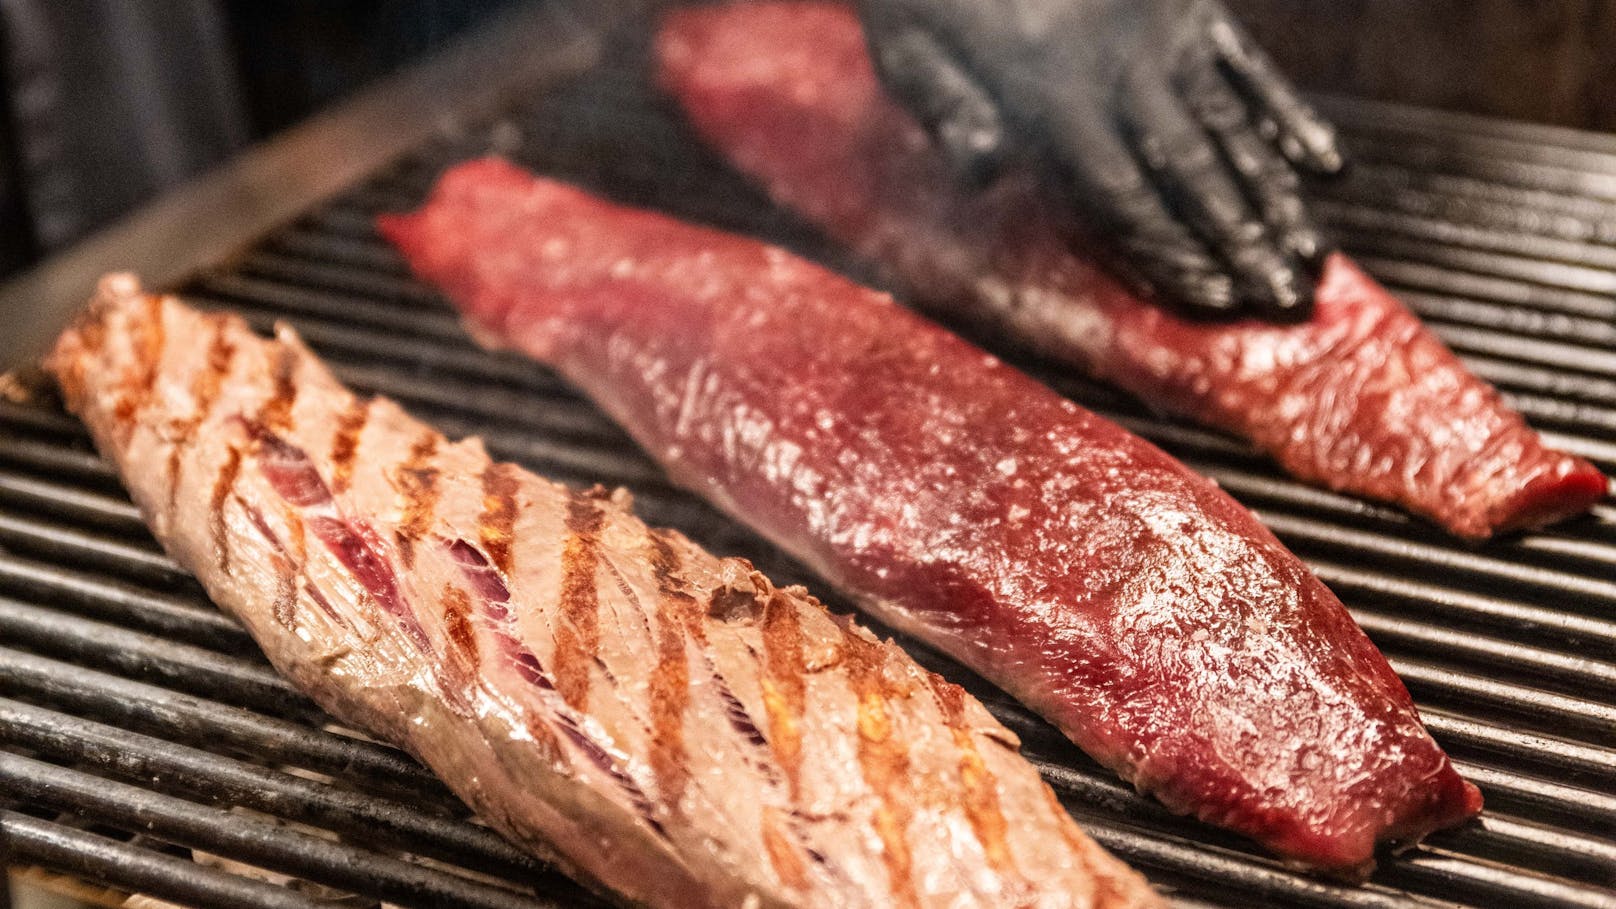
xmin=4 ymin=6 xmax=1616 ymax=908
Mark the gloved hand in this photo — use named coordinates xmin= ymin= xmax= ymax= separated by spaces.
xmin=856 ymin=0 xmax=1343 ymax=321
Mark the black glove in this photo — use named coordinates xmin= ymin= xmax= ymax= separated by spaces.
xmin=856 ymin=0 xmax=1343 ymax=321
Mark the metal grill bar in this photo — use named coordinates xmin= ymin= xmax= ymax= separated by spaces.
xmin=2 ymin=811 xmax=330 ymax=909
xmin=1 ymin=752 xmax=565 ymax=909
xmin=4 ymin=20 xmax=1616 ymax=909
xmin=0 ymin=647 xmax=438 ymax=792
xmin=0 ymin=700 xmax=545 ymax=878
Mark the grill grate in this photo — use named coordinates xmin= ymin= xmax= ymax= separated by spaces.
xmin=4 ymin=24 xmax=1616 ymax=909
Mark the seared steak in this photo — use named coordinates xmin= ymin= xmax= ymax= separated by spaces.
xmin=48 ymin=275 xmax=1163 ymax=909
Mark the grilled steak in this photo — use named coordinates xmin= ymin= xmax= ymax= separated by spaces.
xmin=47 ymin=275 xmax=1165 ymax=909
xmin=381 ymin=159 xmax=1483 ymax=873
xmin=654 ymin=1 xmax=1607 ymax=541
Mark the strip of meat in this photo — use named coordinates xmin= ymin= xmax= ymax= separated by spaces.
xmin=653 ymin=1 xmax=1607 ymax=541
xmin=380 ymin=158 xmax=1482 ymax=873
xmin=48 ymin=275 xmax=1163 ymax=909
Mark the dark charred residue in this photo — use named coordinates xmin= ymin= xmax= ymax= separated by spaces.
xmin=648 ymin=530 xmax=692 ymax=605
xmin=329 ymin=397 xmax=371 ymax=495
xmin=553 ymin=490 xmax=606 ymax=711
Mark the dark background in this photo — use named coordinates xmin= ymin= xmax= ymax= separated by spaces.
xmin=0 ymin=0 xmax=1611 ymax=280
xmin=1230 ymin=0 xmax=1616 ymax=133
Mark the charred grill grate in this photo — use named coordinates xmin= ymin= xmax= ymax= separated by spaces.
xmin=4 ymin=21 xmax=1616 ymax=909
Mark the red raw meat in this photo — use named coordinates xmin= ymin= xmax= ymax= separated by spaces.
xmin=381 ymin=158 xmax=1482 ymax=872
xmin=654 ymin=1 xmax=1606 ymax=540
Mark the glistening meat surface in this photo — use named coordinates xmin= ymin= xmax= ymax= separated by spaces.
xmin=654 ymin=1 xmax=1606 ymax=541
xmin=48 ymin=275 xmax=1163 ymax=909
xmin=381 ymin=159 xmax=1482 ymax=872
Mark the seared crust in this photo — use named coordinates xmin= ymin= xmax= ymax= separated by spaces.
xmin=47 ymin=275 xmax=1163 ymax=909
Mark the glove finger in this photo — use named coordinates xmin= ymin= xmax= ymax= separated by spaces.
xmin=1119 ymin=71 xmax=1313 ymax=320
xmin=1207 ymin=14 xmax=1344 ymax=176
xmin=1182 ymin=62 xmax=1331 ymax=269
xmin=861 ymin=21 xmax=1007 ymax=185
xmin=1046 ymin=104 xmax=1239 ymax=317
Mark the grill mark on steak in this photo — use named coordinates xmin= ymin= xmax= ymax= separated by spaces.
xmin=168 ymin=316 xmax=237 ymax=514
xmin=249 ymin=417 xmax=432 ymax=655
xmin=651 ymin=533 xmax=771 ymax=752
xmin=210 ymin=447 xmax=243 ymax=572
xmin=259 ymin=344 xmax=300 ymax=433
xmin=112 ymin=294 xmax=166 ymax=443
xmin=761 ymin=807 xmax=809 ymax=891
xmin=442 ymin=583 xmax=480 ymax=673
xmin=928 ymin=673 xmax=1015 ymax=875
xmin=329 ymin=397 xmax=370 ymax=495
xmin=759 ymin=590 xmax=807 ymax=802
xmin=647 ymin=529 xmax=695 ymax=816
xmin=464 ymin=560 xmax=664 ymax=836
xmin=553 ymin=488 xmax=606 ymax=712
xmin=842 ymin=630 xmax=919 ymax=908
xmin=284 ymin=507 xmax=308 ymax=609
xmin=394 ymin=432 xmax=440 ymax=567
xmin=649 ymin=532 xmax=821 ymax=878
xmin=479 ymin=463 xmax=521 ymax=575
xmin=439 ymin=583 xmax=480 ymax=717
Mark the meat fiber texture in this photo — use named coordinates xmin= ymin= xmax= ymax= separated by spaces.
xmin=380 ymin=158 xmax=1483 ymax=873
xmin=653 ymin=1 xmax=1607 ymax=541
xmin=49 ymin=275 xmax=1165 ymax=909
